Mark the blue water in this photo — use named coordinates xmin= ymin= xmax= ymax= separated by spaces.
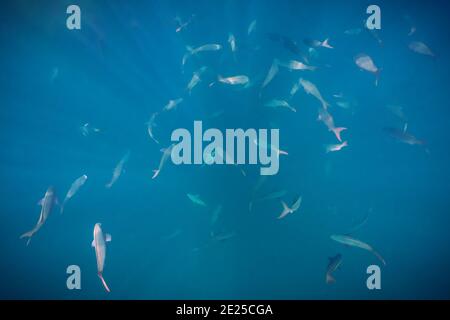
xmin=1 ymin=0 xmax=450 ymax=299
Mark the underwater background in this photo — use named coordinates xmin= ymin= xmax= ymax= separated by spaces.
xmin=1 ymin=0 xmax=449 ymax=299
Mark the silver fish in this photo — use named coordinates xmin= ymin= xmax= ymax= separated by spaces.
xmin=146 ymin=112 xmax=159 ymax=144
xmin=299 ymin=78 xmax=329 ymax=109
xmin=325 ymin=141 xmax=348 ymax=153
xmin=152 ymin=144 xmax=174 ymax=179
xmin=264 ymin=99 xmax=296 ymax=113
xmin=261 ymin=59 xmax=279 ymax=89
xmin=187 ymin=66 xmax=207 ymax=95
xmin=20 ymin=186 xmax=59 ymax=245
xmin=318 ymin=107 xmax=347 ymax=142
xmin=354 ymin=53 xmax=381 ymax=86
xmin=409 ymin=41 xmax=435 ymax=58
xmin=61 ymin=175 xmax=88 ymax=213
xmin=182 ymin=44 xmax=222 ymax=66
xmin=279 ymin=60 xmax=316 ymax=71
xmin=228 ymin=33 xmax=237 ymax=52
xmin=278 ymin=196 xmax=302 ymax=219
xmin=247 ymin=19 xmax=257 ymax=35
xmin=106 ymin=151 xmax=130 ymax=188
xmin=330 ymin=234 xmax=386 ymax=266
xmin=218 ymin=75 xmax=249 ymax=86
xmin=187 ymin=193 xmax=207 ymax=207
xmin=92 ymin=223 xmax=112 ymax=292
xmin=163 ymin=98 xmax=183 ymax=111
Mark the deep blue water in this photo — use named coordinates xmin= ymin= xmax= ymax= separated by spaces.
xmin=1 ymin=0 xmax=450 ymax=299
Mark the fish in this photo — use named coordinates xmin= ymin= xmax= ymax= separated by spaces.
xmin=152 ymin=144 xmax=174 ymax=179
xmin=354 ymin=53 xmax=381 ymax=86
xmin=163 ymin=98 xmax=183 ymax=112
xmin=409 ymin=41 xmax=435 ymax=58
xmin=290 ymin=81 xmax=300 ymax=98
xmin=228 ymin=33 xmax=237 ymax=52
xmin=318 ymin=107 xmax=347 ymax=142
xmin=330 ymin=234 xmax=386 ymax=266
xmin=261 ymin=59 xmax=279 ymax=89
xmin=61 ymin=175 xmax=88 ymax=213
xmin=264 ymin=99 xmax=296 ymax=113
xmin=249 ymin=189 xmax=287 ymax=212
xmin=212 ymin=231 xmax=236 ymax=242
xmin=384 ymin=127 xmax=425 ymax=146
xmin=106 ymin=151 xmax=130 ymax=188
xmin=299 ymin=78 xmax=329 ymax=110
xmin=20 ymin=186 xmax=59 ymax=246
xmin=146 ymin=112 xmax=159 ymax=144
xmin=326 ymin=254 xmax=342 ymax=284
xmin=187 ymin=193 xmax=207 ymax=207
xmin=247 ymin=20 xmax=257 ymax=35
xmin=187 ymin=66 xmax=207 ymax=95
xmin=218 ymin=75 xmax=249 ymax=86
xmin=80 ymin=123 xmax=100 ymax=137
xmin=50 ymin=67 xmax=59 ymax=83
xmin=182 ymin=43 xmax=222 ymax=66
xmin=333 ymin=93 xmax=358 ymax=111
xmin=211 ymin=204 xmax=223 ymax=227
xmin=408 ymin=26 xmax=417 ymax=36
xmin=278 ymin=60 xmax=316 ymax=71
xmin=175 ymin=14 xmax=195 ymax=33
xmin=92 ymin=223 xmax=112 ymax=292
xmin=325 ymin=141 xmax=348 ymax=153
xmin=278 ymin=196 xmax=302 ymax=219
xmin=303 ymin=38 xmax=333 ymax=49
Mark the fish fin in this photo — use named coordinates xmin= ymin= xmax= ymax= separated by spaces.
xmin=98 ymin=273 xmax=111 ymax=292
xmin=333 ymin=127 xmax=347 ymax=142
xmin=37 ymin=198 xmax=44 ymax=206
xmin=326 ymin=273 xmax=336 ymax=284
xmin=151 ymin=170 xmax=160 ymax=179
xmin=278 ymin=149 xmax=289 ymax=156
xmin=91 ymin=240 xmax=95 ymax=247
xmin=160 ymin=148 xmax=166 ymax=153
xmin=278 ymin=201 xmax=290 ymax=219
xmin=322 ymin=39 xmax=334 ymax=49
xmin=20 ymin=231 xmax=34 ymax=246
xmin=105 ymin=233 xmax=112 ymax=242
xmin=186 ymin=46 xmax=194 ymax=53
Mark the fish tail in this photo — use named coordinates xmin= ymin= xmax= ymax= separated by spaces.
xmin=326 ymin=273 xmax=336 ymax=284
xmin=20 ymin=231 xmax=34 ymax=246
xmin=372 ymin=250 xmax=386 ymax=266
xmin=98 ymin=273 xmax=111 ymax=292
xmin=151 ymin=169 xmax=160 ymax=179
xmin=278 ymin=201 xmax=290 ymax=219
xmin=333 ymin=127 xmax=347 ymax=142
xmin=60 ymin=200 xmax=67 ymax=214
xmin=322 ymin=39 xmax=333 ymax=49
